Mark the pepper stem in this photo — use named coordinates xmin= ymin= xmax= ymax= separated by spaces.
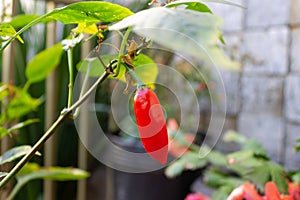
xmin=123 ymin=63 xmax=145 ymax=89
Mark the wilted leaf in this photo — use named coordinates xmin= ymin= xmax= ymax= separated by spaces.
xmin=26 ymin=43 xmax=63 ymax=83
xmin=0 ymin=146 xmax=41 ymax=165
xmin=74 ymin=23 xmax=98 ymax=35
xmin=77 ymin=53 xmax=158 ymax=85
xmin=109 ymin=7 xmax=240 ymax=70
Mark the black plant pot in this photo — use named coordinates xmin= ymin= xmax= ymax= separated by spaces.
xmin=111 ymin=167 xmax=201 ymax=200
xmin=102 ymin=135 xmax=202 ymax=200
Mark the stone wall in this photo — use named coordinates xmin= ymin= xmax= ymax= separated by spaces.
xmin=205 ymin=0 xmax=300 ymax=170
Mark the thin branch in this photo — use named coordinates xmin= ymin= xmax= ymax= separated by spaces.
xmin=0 ymin=71 xmax=110 ymax=189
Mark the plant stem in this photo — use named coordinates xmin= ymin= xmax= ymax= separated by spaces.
xmin=123 ymin=64 xmax=145 ymax=88
xmin=0 ymin=12 xmax=53 ymax=52
xmin=0 ymin=71 xmax=110 ymax=189
xmin=72 ymin=61 xmax=92 ymax=118
xmin=67 ymin=48 xmax=74 ymax=108
xmin=115 ymin=27 xmax=132 ymax=77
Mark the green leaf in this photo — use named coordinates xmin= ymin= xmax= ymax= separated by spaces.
xmin=165 ymin=152 xmax=207 ymax=178
xmin=269 ymin=162 xmax=288 ymax=194
xmin=0 ymin=85 xmax=41 ymax=123
xmin=0 ymin=84 xmax=9 ymax=101
xmin=227 ymin=150 xmax=263 ymax=168
xmin=166 ymin=1 xmax=213 ymax=13
xmin=0 ymin=172 xmax=8 ymax=178
xmin=6 ymin=163 xmax=89 ymax=200
xmin=77 ymin=53 xmax=158 ymax=85
xmin=207 ymin=150 xmax=227 ymax=166
xmin=0 ymin=126 xmax=9 ymax=139
xmin=245 ymin=164 xmax=271 ymax=191
xmin=26 ymin=43 xmax=63 ymax=83
xmin=9 ymin=14 xmax=40 ymax=29
xmin=223 ymin=130 xmax=247 ymax=144
xmin=1 ymin=1 xmax=133 ymax=52
xmin=0 ymin=119 xmax=39 ymax=139
xmin=295 ymin=138 xmax=300 ymax=152
xmin=165 ymin=160 xmax=185 ymax=178
xmin=181 ymin=152 xmax=208 ymax=170
xmin=109 ymin=7 xmax=240 ymax=70
xmin=7 ymin=119 xmax=39 ymax=133
xmin=46 ymin=1 xmax=133 ymax=24
xmin=18 ymin=163 xmax=89 ymax=181
xmin=166 ymin=0 xmax=245 ymax=8
xmin=0 ymin=23 xmax=24 ymax=43
xmin=0 ymin=146 xmax=41 ymax=165
xmin=0 ymin=89 xmax=40 ymax=123
xmin=224 ymin=131 xmax=268 ymax=159
xmin=212 ymin=185 xmax=234 ymax=200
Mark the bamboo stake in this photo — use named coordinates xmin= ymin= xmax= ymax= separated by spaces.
xmin=44 ymin=2 xmax=58 ymax=200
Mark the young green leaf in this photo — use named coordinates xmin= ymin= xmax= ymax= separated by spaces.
xmin=0 ymin=24 xmax=24 ymax=43
xmin=109 ymin=7 xmax=240 ymax=70
xmin=26 ymin=43 xmax=63 ymax=83
xmin=0 ymin=146 xmax=41 ymax=165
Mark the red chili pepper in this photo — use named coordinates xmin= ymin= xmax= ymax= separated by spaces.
xmin=265 ymin=182 xmax=281 ymax=200
xmin=133 ymin=87 xmax=168 ymax=164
